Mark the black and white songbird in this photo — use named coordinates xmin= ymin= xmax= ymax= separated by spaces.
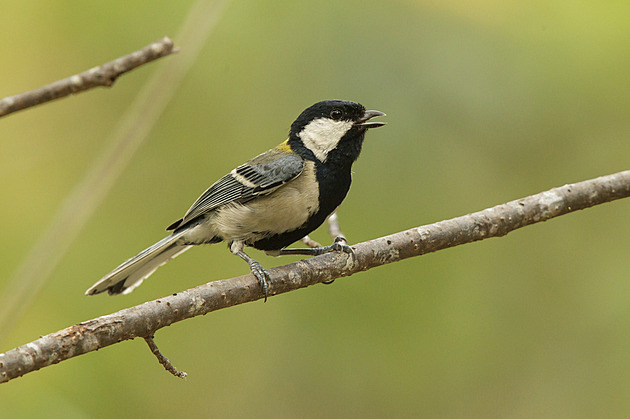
xmin=85 ymin=100 xmax=386 ymax=300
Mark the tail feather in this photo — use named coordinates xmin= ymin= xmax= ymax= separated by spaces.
xmin=85 ymin=232 xmax=191 ymax=296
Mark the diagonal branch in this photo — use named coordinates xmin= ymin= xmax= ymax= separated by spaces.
xmin=0 ymin=36 xmax=176 ymax=118
xmin=1 ymin=170 xmax=629 ymax=383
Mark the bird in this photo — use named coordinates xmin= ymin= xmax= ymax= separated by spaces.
xmin=85 ymin=100 xmax=386 ymax=300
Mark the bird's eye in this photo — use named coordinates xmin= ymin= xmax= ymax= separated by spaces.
xmin=330 ymin=109 xmax=343 ymax=120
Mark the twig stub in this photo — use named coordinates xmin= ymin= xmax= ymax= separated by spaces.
xmin=144 ymin=336 xmax=187 ymax=379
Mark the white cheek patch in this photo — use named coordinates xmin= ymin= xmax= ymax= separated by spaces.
xmin=298 ymin=118 xmax=353 ymax=161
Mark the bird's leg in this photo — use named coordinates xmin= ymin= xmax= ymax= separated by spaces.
xmin=271 ymin=237 xmax=355 ymax=268
xmin=280 ymin=212 xmax=352 ymax=285
xmin=230 ymin=241 xmax=270 ymax=302
xmin=269 ymin=236 xmax=355 ymax=285
xmin=274 ymin=236 xmax=354 ymax=256
xmin=288 ymin=211 xmax=353 ymax=255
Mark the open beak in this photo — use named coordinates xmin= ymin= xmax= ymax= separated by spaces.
xmin=355 ymin=110 xmax=387 ymax=129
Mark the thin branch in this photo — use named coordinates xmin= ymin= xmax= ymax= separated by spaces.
xmin=0 ymin=37 xmax=176 ymax=118
xmin=144 ymin=336 xmax=187 ymax=379
xmin=1 ymin=170 xmax=629 ymax=383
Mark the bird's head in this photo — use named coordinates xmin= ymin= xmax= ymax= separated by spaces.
xmin=289 ymin=100 xmax=386 ymax=163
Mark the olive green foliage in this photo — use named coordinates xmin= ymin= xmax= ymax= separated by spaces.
xmin=2 ymin=1 xmax=630 ymax=417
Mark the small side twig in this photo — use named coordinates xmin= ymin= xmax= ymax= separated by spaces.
xmin=144 ymin=336 xmax=187 ymax=379
xmin=0 ymin=36 xmax=177 ymax=118
xmin=327 ymin=212 xmax=344 ymax=240
xmin=301 ymin=211 xmax=342 ymax=248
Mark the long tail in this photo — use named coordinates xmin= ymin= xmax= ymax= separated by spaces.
xmin=85 ymin=231 xmax=191 ymax=296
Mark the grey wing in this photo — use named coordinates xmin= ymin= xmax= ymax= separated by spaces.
xmin=171 ymin=150 xmax=304 ymax=229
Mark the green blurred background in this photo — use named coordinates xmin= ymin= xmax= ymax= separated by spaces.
xmin=2 ymin=1 xmax=630 ymax=417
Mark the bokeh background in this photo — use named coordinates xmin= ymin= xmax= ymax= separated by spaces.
xmin=2 ymin=1 xmax=630 ymax=417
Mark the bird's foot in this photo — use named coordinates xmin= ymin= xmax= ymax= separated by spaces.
xmin=269 ymin=236 xmax=356 ymax=285
xmin=249 ymin=260 xmax=271 ymax=302
xmin=322 ymin=236 xmax=355 ymax=284
xmin=329 ymin=236 xmax=354 ymax=256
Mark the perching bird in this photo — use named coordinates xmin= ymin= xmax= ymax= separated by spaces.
xmin=85 ymin=100 xmax=386 ymax=300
